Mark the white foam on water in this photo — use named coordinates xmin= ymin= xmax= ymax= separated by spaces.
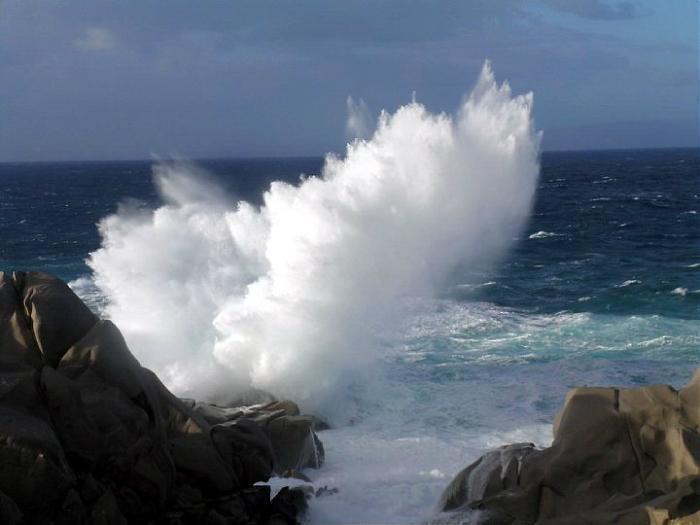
xmin=528 ymin=230 xmax=561 ymax=239
xmin=297 ymin=297 xmax=697 ymax=524
xmin=616 ymin=279 xmax=641 ymax=288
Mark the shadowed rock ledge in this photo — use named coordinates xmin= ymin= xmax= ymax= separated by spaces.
xmin=0 ymin=271 xmax=322 ymax=524
xmin=435 ymin=370 xmax=700 ymax=524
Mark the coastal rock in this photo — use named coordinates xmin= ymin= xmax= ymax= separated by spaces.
xmin=0 ymin=271 xmax=322 ymax=524
xmin=188 ymin=398 xmax=325 ymax=474
xmin=437 ymin=371 xmax=700 ymax=524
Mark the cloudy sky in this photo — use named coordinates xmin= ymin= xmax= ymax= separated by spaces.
xmin=0 ymin=0 xmax=697 ymax=161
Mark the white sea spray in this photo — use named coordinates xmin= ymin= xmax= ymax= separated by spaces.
xmin=88 ymin=62 xmax=541 ymax=415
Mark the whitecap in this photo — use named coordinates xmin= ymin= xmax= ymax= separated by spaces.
xmin=616 ymin=279 xmax=641 ymax=288
xmin=528 ymin=231 xmax=561 ymax=240
xmin=454 ymin=281 xmax=497 ymax=291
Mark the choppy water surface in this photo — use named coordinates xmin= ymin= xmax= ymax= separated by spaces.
xmin=1 ymin=147 xmax=698 ymax=523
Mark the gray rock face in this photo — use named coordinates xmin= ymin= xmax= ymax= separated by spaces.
xmin=436 ymin=372 xmax=700 ymax=524
xmin=0 ymin=271 xmax=322 ymax=524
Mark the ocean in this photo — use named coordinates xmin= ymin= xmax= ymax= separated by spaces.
xmin=1 ymin=147 xmax=699 ymax=523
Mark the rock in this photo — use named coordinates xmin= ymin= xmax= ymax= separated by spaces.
xmin=0 ymin=272 xmax=43 ymax=371
xmin=17 ymin=272 xmax=97 ymax=367
xmin=90 ymin=489 xmax=127 ymax=525
xmin=58 ymin=487 xmax=87 ymax=524
xmin=270 ymin=487 xmax=309 ymax=523
xmin=202 ymin=509 xmax=230 ymax=525
xmin=0 ymin=400 xmax=75 ymax=520
xmin=280 ymin=470 xmax=312 ymax=482
xmin=266 ymin=415 xmax=323 ymax=472
xmin=189 ymin=397 xmax=325 ymax=475
xmin=437 ymin=371 xmax=700 ymax=524
xmin=211 ymin=418 xmax=275 ymax=486
xmin=0 ymin=490 xmax=22 ymax=525
xmin=78 ymin=473 xmax=105 ymax=504
xmin=214 ymin=493 xmax=248 ymax=519
xmin=439 ymin=443 xmax=537 ymax=514
xmin=263 ymin=400 xmax=301 ymax=416
xmin=241 ymin=485 xmax=273 ymax=522
xmin=0 ymin=272 xmax=320 ymax=524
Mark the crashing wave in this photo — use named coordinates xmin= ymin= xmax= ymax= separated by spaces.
xmin=87 ymin=62 xmax=541 ymax=413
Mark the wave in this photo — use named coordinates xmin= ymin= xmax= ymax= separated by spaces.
xmin=528 ymin=230 xmax=562 ymax=240
xmin=87 ymin=62 xmax=541 ymax=415
xmin=615 ymin=279 xmax=641 ymax=288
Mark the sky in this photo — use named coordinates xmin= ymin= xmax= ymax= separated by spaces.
xmin=0 ymin=0 xmax=698 ymax=161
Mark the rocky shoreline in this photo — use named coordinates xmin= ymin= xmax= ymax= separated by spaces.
xmin=0 ymin=271 xmax=322 ymax=524
xmin=435 ymin=372 xmax=700 ymax=524
xmin=1 ymin=271 xmax=698 ymax=524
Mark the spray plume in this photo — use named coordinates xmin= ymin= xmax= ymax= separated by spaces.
xmin=88 ymin=62 xmax=541 ymax=416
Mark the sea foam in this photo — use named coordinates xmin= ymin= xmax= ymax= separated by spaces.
xmin=87 ymin=62 xmax=541 ymax=415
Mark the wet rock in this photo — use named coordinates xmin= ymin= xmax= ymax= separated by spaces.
xmin=190 ymin=398 xmax=325 ymax=475
xmin=437 ymin=370 xmax=700 ymax=524
xmin=0 ymin=272 xmax=320 ymax=524
xmin=266 ymin=415 xmax=322 ymax=471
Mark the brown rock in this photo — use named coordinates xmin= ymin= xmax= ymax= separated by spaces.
xmin=0 ymin=273 xmax=43 ymax=371
xmin=437 ymin=371 xmax=700 ymax=524
xmin=17 ymin=271 xmax=97 ymax=367
xmin=0 ymin=272 xmax=314 ymax=524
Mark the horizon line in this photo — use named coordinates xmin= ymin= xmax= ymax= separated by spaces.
xmin=0 ymin=145 xmax=698 ymax=166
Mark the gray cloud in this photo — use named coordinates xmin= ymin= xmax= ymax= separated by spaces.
xmin=0 ymin=0 xmax=695 ymax=161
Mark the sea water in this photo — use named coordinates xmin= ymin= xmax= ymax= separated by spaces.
xmin=1 ymin=102 xmax=698 ymax=525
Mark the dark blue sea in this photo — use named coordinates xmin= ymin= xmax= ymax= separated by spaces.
xmin=1 ymin=148 xmax=698 ymax=522
xmin=3 ymin=149 xmax=698 ymax=319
